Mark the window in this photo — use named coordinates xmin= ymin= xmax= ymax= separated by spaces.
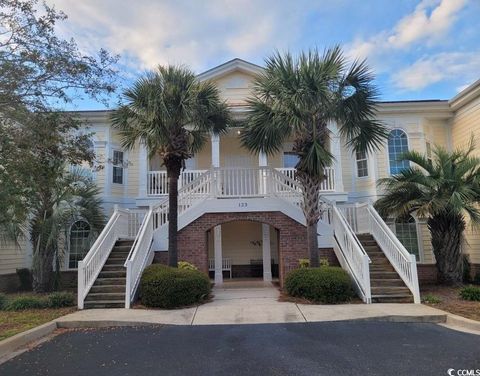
xmin=112 ymin=150 xmax=124 ymax=184
xmin=426 ymin=141 xmax=432 ymax=165
xmin=395 ymin=216 xmax=420 ymax=261
xmin=68 ymin=221 xmax=91 ymax=269
xmin=356 ymin=151 xmax=368 ymax=177
xmin=283 ymin=152 xmax=300 ymax=168
xmin=388 ymin=129 xmax=409 ymax=175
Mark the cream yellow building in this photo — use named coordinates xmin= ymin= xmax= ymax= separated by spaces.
xmin=2 ymin=59 xmax=480 ymax=308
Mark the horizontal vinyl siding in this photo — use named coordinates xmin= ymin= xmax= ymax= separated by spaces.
xmin=0 ymin=238 xmax=28 ymax=275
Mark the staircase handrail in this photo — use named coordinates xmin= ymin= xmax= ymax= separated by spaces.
xmin=364 ymin=204 xmax=421 ymax=303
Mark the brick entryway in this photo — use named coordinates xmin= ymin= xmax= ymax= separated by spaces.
xmin=176 ymin=212 xmax=306 ymax=286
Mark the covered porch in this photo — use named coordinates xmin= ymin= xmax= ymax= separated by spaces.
xmin=206 ymin=220 xmax=280 ymax=284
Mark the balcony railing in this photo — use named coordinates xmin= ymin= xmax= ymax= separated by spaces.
xmin=148 ymin=170 xmax=207 ymax=196
xmin=147 ymin=167 xmax=335 ymax=196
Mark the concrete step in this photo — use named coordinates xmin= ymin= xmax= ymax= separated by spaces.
xmin=370 ymin=279 xmax=405 ymax=287
xmin=371 ymin=286 xmax=411 ymax=295
xmin=359 ymin=240 xmax=377 ymax=246
xmin=98 ymin=270 xmax=126 ymax=278
xmin=89 ymin=285 xmax=126 ymax=293
xmin=369 ymin=258 xmax=390 ymax=265
xmin=363 ymin=245 xmax=381 ymax=252
xmin=370 ymin=271 xmax=398 ymax=279
xmin=112 ymin=245 xmax=133 ymax=252
xmin=86 ymin=292 xmax=125 ymax=301
xmin=101 ymin=265 xmax=125 ymax=272
xmin=357 ymin=233 xmax=374 ymax=240
xmin=115 ymin=239 xmax=134 ymax=246
xmin=93 ymin=277 xmax=126 ymax=286
xmin=370 ymin=265 xmax=394 ymax=272
xmin=105 ymin=258 xmax=127 ymax=265
xmin=84 ymin=300 xmax=125 ymax=309
xmin=372 ymin=295 xmax=414 ymax=303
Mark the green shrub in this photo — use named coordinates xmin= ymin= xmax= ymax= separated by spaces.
xmin=299 ymin=258 xmax=329 ymax=268
xmin=285 ymin=266 xmax=355 ymax=304
xmin=460 ymin=285 xmax=480 ymax=301
xmin=140 ymin=264 xmax=211 ymax=309
xmin=178 ymin=261 xmax=198 ymax=270
xmin=16 ymin=268 xmax=33 ymax=291
xmin=0 ymin=293 xmax=7 ymax=310
xmin=47 ymin=292 xmax=75 ymax=308
xmin=320 ymin=258 xmax=329 ymax=267
xmin=422 ymin=294 xmax=441 ymax=304
xmin=299 ymin=259 xmax=310 ymax=268
xmin=6 ymin=296 xmax=47 ymax=311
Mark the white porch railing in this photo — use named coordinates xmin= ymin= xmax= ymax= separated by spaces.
xmin=331 ymin=205 xmax=372 ymax=303
xmin=125 ymin=209 xmax=154 ymax=308
xmin=148 ymin=170 xmax=207 ymax=196
xmin=276 ymin=167 xmax=335 ymax=191
xmin=148 ymin=167 xmax=335 ymax=196
xmin=361 ymin=204 xmax=420 ymax=303
xmin=77 ymin=207 xmax=146 ymax=309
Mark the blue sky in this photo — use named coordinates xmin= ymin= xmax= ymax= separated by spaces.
xmin=48 ymin=0 xmax=480 ymax=110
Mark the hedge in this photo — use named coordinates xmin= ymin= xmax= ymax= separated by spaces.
xmin=285 ymin=266 xmax=354 ymax=304
xmin=140 ymin=264 xmax=211 ymax=309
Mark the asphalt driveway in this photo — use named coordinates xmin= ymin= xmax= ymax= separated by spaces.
xmin=1 ymin=322 xmax=479 ymax=376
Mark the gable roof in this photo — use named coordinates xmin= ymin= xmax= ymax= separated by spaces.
xmin=197 ymin=58 xmax=263 ymax=81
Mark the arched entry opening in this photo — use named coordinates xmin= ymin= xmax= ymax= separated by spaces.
xmin=206 ymin=220 xmax=280 ymax=283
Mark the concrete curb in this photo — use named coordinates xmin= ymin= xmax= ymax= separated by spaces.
xmin=441 ymin=314 xmax=480 ymax=335
xmin=0 ymin=321 xmax=57 ymax=359
xmin=56 ymin=320 xmax=161 ymax=329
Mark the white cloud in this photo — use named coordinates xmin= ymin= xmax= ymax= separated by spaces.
xmin=392 ymin=52 xmax=480 ymax=91
xmin=349 ymin=0 xmax=467 ymax=61
xmin=47 ymin=0 xmax=324 ymax=72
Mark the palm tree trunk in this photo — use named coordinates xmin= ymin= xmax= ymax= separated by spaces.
xmin=428 ymin=213 xmax=465 ymax=284
xmin=32 ymin=246 xmax=54 ymax=292
xmin=298 ymin=172 xmax=322 ymax=267
xmin=167 ymin=162 xmax=182 ymax=268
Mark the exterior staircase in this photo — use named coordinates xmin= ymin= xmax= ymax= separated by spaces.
xmin=357 ymin=234 xmax=413 ymax=303
xmin=83 ymin=239 xmax=132 ymax=309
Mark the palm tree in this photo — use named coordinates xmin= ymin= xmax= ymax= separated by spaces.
xmin=1 ymin=168 xmax=105 ymax=292
xmin=241 ymin=47 xmax=387 ymax=267
xmin=375 ymin=141 xmax=480 ymax=284
xmin=111 ymin=65 xmax=231 ymax=267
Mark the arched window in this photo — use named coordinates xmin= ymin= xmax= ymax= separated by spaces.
xmin=69 ymin=221 xmax=91 ymax=269
xmin=395 ymin=216 xmax=420 ymax=260
xmin=388 ymin=129 xmax=409 ymax=174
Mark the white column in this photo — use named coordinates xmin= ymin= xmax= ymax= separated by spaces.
xmin=258 ymin=151 xmax=267 ymax=166
xmin=139 ymin=143 xmax=148 ymax=197
xmin=262 ymin=224 xmax=272 ymax=282
xmin=214 ymin=225 xmax=223 ymax=284
xmin=330 ymin=127 xmax=344 ymax=192
xmin=211 ymin=133 xmax=220 ymax=167
xmin=259 ymin=151 xmax=268 ymax=195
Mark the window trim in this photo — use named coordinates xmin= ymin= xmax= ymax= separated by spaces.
xmin=392 ymin=215 xmax=424 ymax=263
xmin=355 ymin=150 xmax=369 ymax=178
xmin=112 ymin=149 xmax=124 ymax=185
xmin=426 ymin=140 xmax=433 ymax=165
xmin=67 ymin=220 xmax=91 ymax=270
xmin=387 ymin=128 xmax=410 ymax=176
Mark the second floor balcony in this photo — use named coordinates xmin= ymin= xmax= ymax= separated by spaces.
xmin=146 ymin=166 xmax=336 ymax=196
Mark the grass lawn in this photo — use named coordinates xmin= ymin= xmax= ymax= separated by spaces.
xmin=0 ymin=292 xmax=76 ymax=341
xmin=421 ymin=285 xmax=480 ymax=322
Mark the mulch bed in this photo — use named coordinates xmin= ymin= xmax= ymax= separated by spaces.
xmin=421 ymin=284 xmax=480 ymax=322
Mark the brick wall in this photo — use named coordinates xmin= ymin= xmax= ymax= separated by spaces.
xmin=417 ymin=264 xmax=438 ymax=285
xmin=169 ymin=211 xmax=314 ymax=286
